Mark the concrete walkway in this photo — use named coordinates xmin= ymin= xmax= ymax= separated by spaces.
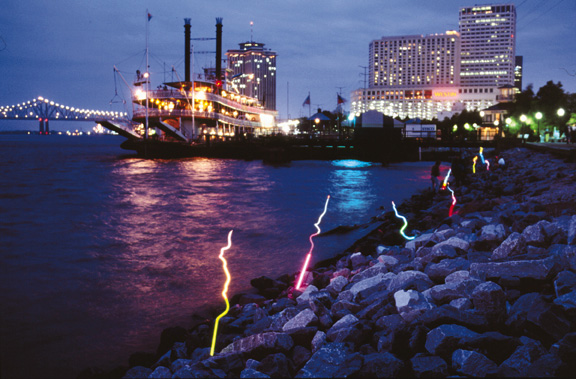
xmin=525 ymin=142 xmax=576 ymax=161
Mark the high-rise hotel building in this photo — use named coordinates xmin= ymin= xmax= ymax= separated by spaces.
xmin=351 ymin=3 xmax=516 ymax=121
xmin=459 ymin=4 xmax=516 ymax=87
xmin=226 ymin=42 xmax=277 ymax=111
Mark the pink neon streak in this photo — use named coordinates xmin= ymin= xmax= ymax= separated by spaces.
xmin=295 ymin=195 xmax=330 ymax=290
xmin=448 ymin=186 xmax=457 ymax=217
xmin=486 ymin=159 xmax=490 ymax=171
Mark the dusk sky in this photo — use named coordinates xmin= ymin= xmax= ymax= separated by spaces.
xmin=1 ymin=0 xmax=575 ymax=131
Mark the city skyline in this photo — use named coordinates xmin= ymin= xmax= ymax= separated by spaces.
xmin=1 ymin=0 xmax=575 ymax=131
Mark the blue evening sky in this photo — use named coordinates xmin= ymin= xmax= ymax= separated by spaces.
xmin=0 ymin=0 xmax=574 ymax=131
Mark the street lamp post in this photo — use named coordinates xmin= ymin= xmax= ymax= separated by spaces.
xmin=520 ymin=114 xmax=527 ymax=141
xmin=535 ymin=112 xmax=542 ymax=141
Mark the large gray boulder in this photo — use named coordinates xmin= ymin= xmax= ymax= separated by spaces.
xmin=554 ymin=270 xmax=576 ymax=297
xmin=394 ymin=289 xmax=434 ymax=323
xmin=326 ymin=314 xmax=360 ymax=343
xmin=388 ymin=270 xmax=434 ymax=292
xmin=425 ymin=257 xmax=470 ymax=282
xmin=256 ymin=353 xmax=293 ymax=378
xmin=470 ymin=256 xmax=558 ymax=281
xmin=470 ymin=281 xmax=507 ymax=323
xmin=452 ymin=349 xmax=498 ymax=377
xmin=221 ymin=332 xmax=293 ymax=358
xmin=295 ymin=342 xmax=363 ymax=378
xmin=498 ymin=336 xmax=547 ymax=377
xmin=491 ymin=232 xmax=526 ymax=260
xmin=296 ymin=285 xmax=319 ymax=306
xmin=410 ymin=353 xmax=448 ymax=377
xmin=569 ymin=215 xmax=576 ymax=245
xmin=425 ymin=324 xmax=479 ymax=356
xmin=358 ymin=352 xmax=404 ymax=378
xmin=240 ymin=368 xmax=270 ymax=378
xmin=428 ymin=278 xmax=481 ymax=304
xmin=282 ymin=309 xmax=318 ymax=332
xmin=432 ymin=236 xmax=470 ymax=252
xmin=326 ymin=275 xmax=348 ymax=296
xmin=479 ymin=224 xmax=507 ymax=243
xmin=349 ymin=272 xmax=395 ymax=300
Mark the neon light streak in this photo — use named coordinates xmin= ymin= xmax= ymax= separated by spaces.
xmin=295 ymin=195 xmax=330 ymax=290
xmin=392 ymin=201 xmax=415 ymax=240
xmin=447 ymin=185 xmax=457 ymax=217
xmin=479 ymin=147 xmax=485 ymax=164
xmin=485 ymin=159 xmax=490 ymax=171
xmin=472 ymin=156 xmax=478 ymax=174
xmin=210 ymin=230 xmax=233 ymax=356
xmin=441 ymin=168 xmax=452 ymax=190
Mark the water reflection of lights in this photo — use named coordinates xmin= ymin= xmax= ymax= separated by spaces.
xmin=331 ymin=159 xmax=373 ymax=168
xmin=328 ymin=169 xmax=374 ymax=216
xmin=211 ymin=230 xmax=233 ymax=356
xmin=296 ymin=195 xmax=330 ymax=290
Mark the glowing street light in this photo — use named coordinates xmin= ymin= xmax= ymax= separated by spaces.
xmin=557 ymin=108 xmax=565 ymax=117
xmin=535 ymin=112 xmax=542 ymax=137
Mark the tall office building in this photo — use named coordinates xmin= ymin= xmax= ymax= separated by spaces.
xmin=353 ymin=30 xmax=497 ymax=120
xmin=369 ymin=32 xmax=460 ymax=88
xmin=514 ymin=56 xmax=523 ymax=91
xmin=226 ymin=42 xmax=277 ymax=111
xmin=459 ymin=4 xmax=516 ymax=87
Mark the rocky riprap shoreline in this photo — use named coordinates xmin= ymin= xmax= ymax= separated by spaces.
xmin=86 ymin=147 xmax=576 ymax=378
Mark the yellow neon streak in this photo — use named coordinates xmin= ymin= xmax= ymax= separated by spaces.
xmin=472 ymin=156 xmax=478 ymax=174
xmin=392 ymin=201 xmax=415 ymax=240
xmin=210 ymin=230 xmax=233 ymax=356
xmin=296 ymin=195 xmax=330 ymax=290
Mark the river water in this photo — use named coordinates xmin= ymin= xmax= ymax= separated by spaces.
xmin=0 ymin=134 xmax=433 ymax=378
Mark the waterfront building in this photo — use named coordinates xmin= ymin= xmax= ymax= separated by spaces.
xmin=226 ymin=42 xmax=277 ymax=111
xmin=515 ymin=56 xmax=523 ymax=91
xmin=351 ymin=3 xmax=518 ymax=121
xmin=459 ymin=4 xmax=516 ymax=87
xmin=352 ymin=31 xmax=497 ymax=120
xmin=369 ymin=32 xmax=461 ymax=88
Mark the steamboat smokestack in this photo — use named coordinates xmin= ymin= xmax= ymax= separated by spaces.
xmin=184 ymin=18 xmax=191 ymax=84
xmin=215 ymin=17 xmax=223 ymax=82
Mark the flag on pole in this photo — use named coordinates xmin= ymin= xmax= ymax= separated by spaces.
xmin=148 ymin=12 xmax=152 ymax=21
xmin=337 ymin=94 xmax=347 ymax=104
xmin=302 ymin=94 xmax=311 ymax=107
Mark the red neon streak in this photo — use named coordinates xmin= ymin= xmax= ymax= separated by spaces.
xmin=295 ymin=195 xmax=330 ymax=290
xmin=448 ymin=186 xmax=457 ymax=217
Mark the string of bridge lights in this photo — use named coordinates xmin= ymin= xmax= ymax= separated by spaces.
xmin=0 ymin=96 xmax=128 ymax=120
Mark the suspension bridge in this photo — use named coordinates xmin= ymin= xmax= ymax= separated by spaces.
xmin=0 ymin=96 xmax=142 ymax=139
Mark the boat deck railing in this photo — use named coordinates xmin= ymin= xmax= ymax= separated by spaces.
xmin=133 ymin=108 xmax=265 ymax=128
xmin=135 ymin=90 xmax=276 ymax=116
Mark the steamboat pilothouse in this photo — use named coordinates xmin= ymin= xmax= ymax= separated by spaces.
xmin=102 ymin=17 xmax=278 ymax=157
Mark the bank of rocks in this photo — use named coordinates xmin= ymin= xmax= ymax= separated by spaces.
xmin=89 ymin=147 xmax=576 ymax=378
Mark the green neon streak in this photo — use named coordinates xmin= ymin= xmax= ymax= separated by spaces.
xmin=210 ymin=230 xmax=233 ymax=356
xmin=392 ymin=201 xmax=415 ymax=241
